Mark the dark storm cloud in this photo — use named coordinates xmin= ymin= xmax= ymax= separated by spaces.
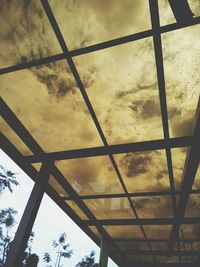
xmin=0 ymin=0 xmax=98 ymax=98
xmin=156 ymin=170 xmax=168 ymax=181
xmin=133 ymin=197 xmax=161 ymax=210
xmin=141 ymin=99 xmax=161 ymax=118
xmin=172 ymin=115 xmax=194 ymax=136
xmin=128 ymin=99 xmax=161 ymax=119
xmin=32 ymin=62 xmax=77 ymax=97
xmin=0 ymin=0 xmax=60 ymax=63
xmin=168 ymin=106 xmax=182 ymax=119
xmin=115 ymin=82 xmax=157 ymax=100
xmin=119 ymin=152 xmax=153 ymax=177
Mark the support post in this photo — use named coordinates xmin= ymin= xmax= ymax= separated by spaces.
xmin=5 ymin=161 xmax=53 ymax=267
xmin=99 ymin=237 xmax=109 ymax=267
xmin=168 ymin=0 xmax=194 ymax=23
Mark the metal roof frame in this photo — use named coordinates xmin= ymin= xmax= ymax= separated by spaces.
xmin=0 ymin=0 xmax=199 ymax=266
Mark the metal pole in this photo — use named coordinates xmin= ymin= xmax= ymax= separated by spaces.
xmin=5 ymin=161 xmax=53 ymax=267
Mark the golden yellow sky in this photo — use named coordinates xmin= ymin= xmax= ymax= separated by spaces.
xmin=0 ymin=0 xmax=200 ymax=251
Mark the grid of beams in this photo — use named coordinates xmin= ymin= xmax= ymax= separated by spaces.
xmin=0 ymin=0 xmax=199 ymax=266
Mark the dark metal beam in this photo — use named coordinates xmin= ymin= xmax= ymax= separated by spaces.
xmin=24 ymin=136 xmax=192 ymax=163
xmin=70 ymin=17 xmax=200 ymax=57
xmin=0 ymin=132 xmax=38 ymax=182
xmin=167 ymin=100 xmax=200 ymax=251
xmin=5 ymin=161 xmax=53 ymax=267
xmin=0 ymin=132 xmax=104 ymax=256
xmin=40 ymin=0 xmax=154 ymax=254
xmin=0 ymin=17 xmax=200 ymax=76
xmin=0 ymin=98 xmax=123 ymax=265
xmin=45 ymin=186 xmax=100 ymax=245
xmin=168 ymin=0 xmax=194 ymax=23
xmin=84 ymin=217 xmax=200 ymax=226
xmin=0 ymin=97 xmax=44 ymax=156
xmin=62 ymin=189 xmax=200 ymax=201
xmin=117 ymin=250 xmax=200 ymax=256
xmin=114 ymin=239 xmax=200 ymax=243
xmin=126 ymin=264 xmax=199 ymax=267
xmin=149 ymin=0 xmax=176 ymax=219
xmin=0 ymin=53 xmax=66 ymax=75
xmin=131 ymin=264 xmax=198 ymax=267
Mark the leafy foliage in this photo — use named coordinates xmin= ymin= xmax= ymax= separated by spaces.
xmin=76 ymin=251 xmax=98 ymax=267
xmin=44 ymin=232 xmax=73 ymax=267
xmin=0 ymin=208 xmax=17 ymax=265
xmin=0 ymin=166 xmax=19 ymax=194
xmin=22 ymin=231 xmax=36 ymax=265
xmin=43 ymin=252 xmax=51 ymax=263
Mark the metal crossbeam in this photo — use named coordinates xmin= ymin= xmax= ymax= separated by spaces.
xmin=0 ymin=98 xmax=124 ymax=266
xmin=0 ymin=17 xmax=200 ymax=75
xmin=5 ymin=161 xmax=53 ymax=267
xmin=24 ymin=136 xmax=192 ymax=163
xmin=0 ymin=0 xmax=199 ymax=265
xmin=0 ymin=132 xmax=100 ymax=248
xmin=126 ymin=264 xmax=199 ymax=267
xmin=40 ymin=0 xmax=155 ymax=254
xmin=62 ymin=189 xmax=200 ymax=201
xmin=149 ymin=0 xmax=176 ymax=219
xmin=116 ymin=250 xmax=200 ymax=256
xmin=167 ymin=100 xmax=200 ymax=252
xmin=114 ymin=239 xmax=200 ymax=243
xmin=84 ymin=217 xmax=200 ymax=226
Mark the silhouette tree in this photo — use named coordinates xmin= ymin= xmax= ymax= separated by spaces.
xmin=0 ymin=208 xmax=17 ymax=265
xmin=0 ymin=166 xmax=19 ymax=194
xmin=43 ymin=252 xmax=51 ymax=264
xmin=43 ymin=232 xmax=73 ymax=267
xmin=24 ymin=253 xmax=39 ymax=267
xmin=75 ymin=251 xmax=98 ymax=267
xmin=22 ymin=232 xmax=36 ymax=265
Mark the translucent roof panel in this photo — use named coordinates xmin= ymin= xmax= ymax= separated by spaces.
xmin=65 ymin=200 xmax=88 ymax=220
xmin=114 ymin=150 xmax=170 ymax=193
xmin=104 ymin=225 xmax=145 ymax=240
xmin=115 ymin=241 xmax=149 ymax=251
xmin=192 ymin=164 xmax=200 ymax=190
xmin=48 ymin=0 xmax=151 ymax=49
xmin=171 ymin=147 xmax=188 ymax=190
xmin=88 ymin=226 xmax=101 ymax=239
xmin=191 ymin=242 xmax=200 ymax=251
xmin=156 ymin=256 xmax=180 ymax=263
xmin=180 ymin=225 xmax=200 ymax=239
xmin=163 ymin=25 xmax=200 ymax=138
xmin=150 ymin=242 xmax=167 ymax=251
xmin=0 ymin=1 xmax=61 ymax=68
xmin=74 ymin=38 xmax=163 ymax=144
xmin=0 ymin=117 xmax=32 ymax=155
xmin=158 ymin=0 xmax=176 ymax=26
xmin=185 ymin=194 xmax=200 ymax=217
xmin=143 ymin=225 xmax=172 ymax=239
xmin=48 ymin=175 xmax=68 ymax=197
xmin=1 ymin=2 xmax=199 ymax=266
xmin=31 ymin=163 xmax=42 ymax=172
xmin=158 ymin=0 xmax=200 ymax=26
xmin=126 ymin=255 xmax=154 ymax=263
xmin=55 ymin=156 xmax=124 ymax=196
xmin=131 ymin=196 xmax=173 ymax=218
xmin=188 ymin=0 xmax=200 ymax=17
xmin=178 ymin=241 xmax=200 ymax=252
xmin=0 ymin=60 xmax=103 ymax=154
xmin=84 ymin=197 xmax=135 ymax=220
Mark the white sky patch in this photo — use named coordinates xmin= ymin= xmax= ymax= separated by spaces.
xmin=0 ymin=149 xmax=117 ymax=267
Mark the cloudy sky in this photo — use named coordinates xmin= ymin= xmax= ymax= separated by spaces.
xmin=0 ymin=0 xmax=200 ymax=264
xmin=0 ymin=149 xmax=118 ymax=267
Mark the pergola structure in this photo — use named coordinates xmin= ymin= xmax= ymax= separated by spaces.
xmin=0 ymin=0 xmax=200 ymax=266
